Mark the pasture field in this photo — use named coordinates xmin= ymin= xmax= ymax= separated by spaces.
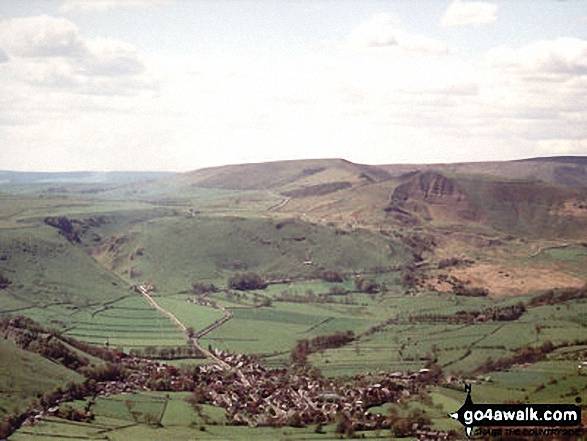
xmin=9 ymin=392 xmax=400 ymax=440
xmin=18 ymin=295 xmax=187 ymax=351
xmin=307 ymin=293 xmax=587 ymax=378
xmin=200 ymin=300 xmax=377 ymax=359
xmin=151 ymin=294 xmax=225 ymax=333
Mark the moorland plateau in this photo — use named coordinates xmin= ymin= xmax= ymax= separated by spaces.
xmin=1 ymin=156 xmax=586 ymax=439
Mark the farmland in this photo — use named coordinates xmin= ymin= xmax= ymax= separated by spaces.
xmin=2 ymin=158 xmax=587 ymax=439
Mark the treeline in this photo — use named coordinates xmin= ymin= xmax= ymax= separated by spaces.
xmin=128 ymin=345 xmax=204 ymax=360
xmin=474 ymin=341 xmax=556 ymax=374
xmin=0 ymin=316 xmax=130 ymax=438
xmin=1 ymin=316 xmax=122 ymax=372
xmin=290 ymin=330 xmax=355 ymax=365
xmin=409 ymin=302 xmax=526 ymax=325
xmin=529 ymin=285 xmax=587 ymax=307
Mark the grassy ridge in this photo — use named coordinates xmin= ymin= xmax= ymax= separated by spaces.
xmin=0 ymin=226 xmax=130 ymax=309
xmin=89 ymin=215 xmax=409 ymax=289
xmin=0 ymin=339 xmax=83 ymax=419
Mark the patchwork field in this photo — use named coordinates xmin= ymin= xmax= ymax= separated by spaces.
xmin=2 ymin=159 xmax=587 ymax=439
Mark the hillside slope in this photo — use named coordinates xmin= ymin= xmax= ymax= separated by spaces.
xmin=180 ymin=158 xmax=391 ymax=191
xmin=387 ymin=171 xmax=587 ymax=238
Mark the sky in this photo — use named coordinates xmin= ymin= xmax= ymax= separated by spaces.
xmin=0 ymin=1 xmax=587 ymax=172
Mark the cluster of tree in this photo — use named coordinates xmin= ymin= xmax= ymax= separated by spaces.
xmin=529 ymin=285 xmax=587 ymax=307
xmin=475 ymin=341 xmax=555 ymax=374
xmin=438 ymin=275 xmax=488 ymax=297
xmin=1 ymin=375 xmax=112 ymax=438
xmin=318 ymin=270 xmax=345 ymax=283
xmin=362 ymin=318 xmax=397 ymax=337
xmin=401 ymin=232 xmax=436 ymax=262
xmin=228 ymin=272 xmax=267 ymax=291
xmin=56 ymin=403 xmax=95 ymax=423
xmin=354 ymin=276 xmax=380 ymax=293
xmin=290 ymin=330 xmax=355 ymax=365
xmin=1 ymin=317 xmax=138 ymax=386
xmin=0 ymin=411 xmax=29 ymax=439
xmin=437 ymin=257 xmax=474 ymax=269
xmin=400 ymin=265 xmax=424 ymax=291
xmin=191 ymin=282 xmax=219 ymax=295
xmin=0 ymin=273 xmax=11 ymax=289
xmin=43 ymin=216 xmax=81 ymax=243
xmin=78 ymin=363 xmax=127 ymax=382
xmin=388 ymin=407 xmax=432 ymax=438
xmin=27 ymin=336 xmax=90 ymax=371
xmin=2 ymin=316 xmax=92 ymax=372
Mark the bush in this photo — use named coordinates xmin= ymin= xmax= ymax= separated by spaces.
xmin=0 ymin=273 xmax=11 ymax=289
xmin=319 ymin=270 xmax=345 ymax=283
xmin=228 ymin=273 xmax=267 ymax=291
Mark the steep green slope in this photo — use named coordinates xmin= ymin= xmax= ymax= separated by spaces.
xmin=0 ymin=226 xmax=131 ymax=310
xmin=0 ymin=338 xmax=83 ymax=419
xmin=89 ymin=215 xmax=411 ymax=291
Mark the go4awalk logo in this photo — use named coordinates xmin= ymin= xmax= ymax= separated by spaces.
xmin=448 ymin=384 xmax=582 ymax=438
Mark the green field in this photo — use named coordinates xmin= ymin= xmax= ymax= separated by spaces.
xmin=10 ymin=296 xmax=186 ymax=351
xmin=3 ymin=161 xmax=587 ymax=439
xmin=9 ymin=392 xmax=399 ymax=441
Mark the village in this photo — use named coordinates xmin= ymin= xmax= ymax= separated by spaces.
xmin=18 ymin=344 xmax=450 ymax=439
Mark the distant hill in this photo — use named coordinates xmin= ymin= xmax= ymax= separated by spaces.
xmin=0 ymin=171 xmax=174 ymax=185
xmin=379 ymin=156 xmax=587 ymax=188
xmin=181 ymin=158 xmax=391 ymax=191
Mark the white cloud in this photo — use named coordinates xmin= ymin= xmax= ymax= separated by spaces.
xmin=347 ymin=13 xmax=450 ymax=54
xmin=486 ymin=37 xmax=587 ymax=77
xmin=0 ymin=15 xmax=152 ymax=95
xmin=441 ymin=0 xmax=498 ymax=28
xmin=0 ymin=48 xmax=8 ymax=63
xmin=347 ymin=13 xmax=400 ymax=48
xmin=537 ymin=138 xmax=587 ymax=155
xmin=0 ymin=10 xmax=586 ymax=172
xmin=0 ymin=15 xmax=85 ymax=58
xmin=59 ymin=0 xmax=169 ymax=13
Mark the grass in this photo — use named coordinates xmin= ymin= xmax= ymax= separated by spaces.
xmin=3 ymin=166 xmax=587 ymax=439
xmin=18 ymin=296 xmax=187 ymax=351
xmin=200 ymin=301 xmax=376 ymax=357
xmin=0 ymin=339 xmax=83 ymax=419
xmin=152 ymin=295 xmax=225 ymax=332
xmin=9 ymin=391 xmax=394 ymax=440
xmin=0 ymin=226 xmax=130 ymax=309
xmin=88 ymin=214 xmax=410 ymax=291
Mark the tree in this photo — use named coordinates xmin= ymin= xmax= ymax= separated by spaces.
xmin=0 ymin=274 xmax=11 ymax=289
xmin=228 ymin=273 xmax=267 ymax=291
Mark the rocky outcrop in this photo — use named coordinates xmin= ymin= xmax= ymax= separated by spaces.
xmin=388 ymin=172 xmax=482 ymax=223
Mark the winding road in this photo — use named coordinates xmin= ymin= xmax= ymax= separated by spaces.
xmin=136 ymin=285 xmax=231 ymax=369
